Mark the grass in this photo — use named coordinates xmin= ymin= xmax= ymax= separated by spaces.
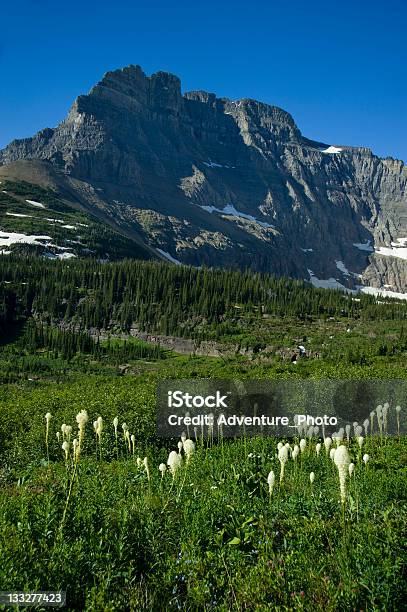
xmin=0 ymin=182 xmax=152 ymax=261
xmin=0 ymin=308 xmax=406 ymax=610
xmin=0 ymin=366 xmax=406 ymax=611
xmin=0 ymin=430 xmax=405 ymax=611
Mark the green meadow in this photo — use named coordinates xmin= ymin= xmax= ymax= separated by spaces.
xmin=0 ymin=258 xmax=406 ymax=610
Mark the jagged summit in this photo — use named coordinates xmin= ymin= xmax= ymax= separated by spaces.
xmin=0 ymin=64 xmax=406 ymax=296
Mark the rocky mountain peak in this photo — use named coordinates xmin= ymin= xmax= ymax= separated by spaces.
xmin=88 ymin=64 xmax=182 ymax=113
xmin=184 ymin=91 xmax=218 ymax=105
xmin=0 ymin=64 xmax=406 ymax=298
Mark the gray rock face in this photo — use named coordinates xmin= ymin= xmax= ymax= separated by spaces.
xmin=1 ymin=64 xmax=406 ymax=293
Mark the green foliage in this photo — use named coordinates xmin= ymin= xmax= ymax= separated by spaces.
xmin=0 ymin=394 xmax=405 ymax=611
xmin=1 ymin=256 xmax=406 ymax=342
xmin=15 ymin=321 xmax=166 ymax=363
xmin=0 ymin=181 xmax=152 ymax=261
xmin=0 ymin=239 xmax=406 ymax=609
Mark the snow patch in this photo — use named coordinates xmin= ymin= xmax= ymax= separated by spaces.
xmin=203 ymin=161 xmax=224 ymax=168
xmin=62 ymin=225 xmax=76 ymax=230
xmin=0 ymin=231 xmax=51 ymax=248
xmin=335 ymin=260 xmax=350 ymax=276
xmin=58 ymin=252 xmax=76 ymax=260
xmin=375 ymin=246 xmax=407 ymax=261
xmin=306 ymin=270 xmax=407 ymax=302
xmin=203 ymin=161 xmax=234 ymax=169
xmin=301 ymin=248 xmax=313 ymax=253
xmin=321 ymin=146 xmax=343 ymax=154
xmin=358 ymin=285 xmax=407 ymax=301
xmin=156 ymin=248 xmax=182 ymax=265
xmin=353 ymin=240 xmax=373 ymax=252
xmin=26 ymin=199 xmax=45 ymax=209
xmin=43 ymin=252 xmax=77 ymax=260
xmin=6 ymin=212 xmax=32 ymax=218
xmin=199 ymin=203 xmax=274 ymax=228
xmin=307 ymin=269 xmax=351 ymax=291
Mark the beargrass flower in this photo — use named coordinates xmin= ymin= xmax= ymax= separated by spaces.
xmin=76 ymin=410 xmax=88 ymax=428
xmin=177 ymin=441 xmax=183 ymax=454
xmin=329 ymin=448 xmax=336 ymax=461
xmin=113 ymin=416 xmax=119 ymax=458
xmin=383 ymin=404 xmax=389 ymax=434
xmin=395 ymin=405 xmax=401 ymax=436
xmin=363 ymin=454 xmax=369 ymax=465
xmin=159 ymin=463 xmax=167 ymax=477
xmin=73 ymin=438 xmax=79 ymax=462
xmin=299 ymin=439 xmax=306 ymax=453
xmin=345 ymin=424 xmax=351 ymax=441
xmin=56 ymin=431 xmax=60 ymax=442
xmin=376 ymin=405 xmax=383 ymax=435
xmin=357 ymin=436 xmax=364 ymax=449
xmin=277 ymin=442 xmax=283 ymax=450
xmin=370 ymin=410 xmax=375 ymax=434
xmin=125 ymin=430 xmax=131 ymax=452
xmin=96 ymin=416 xmax=103 ymax=438
xmin=183 ymin=439 xmax=195 ymax=461
xmin=143 ymin=457 xmax=150 ymax=481
xmin=131 ymin=434 xmax=135 ymax=454
xmin=363 ymin=419 xmax=369 ymax=436
xmin=168 ymin=450 xmax=182 ymax=476
xmin=45 ymin=412 xmax=52 ymax=436
xmin=324 ymin=437 xmax=332 ymax=454
xmin=292 ymin=445 xmax=299 ymax=460
xmin=348 ymin=463 xmax=355 ymax=477
xmin=278 ymin=445 xmax=289 ymax=483
xmin=334 ymin=445 xmax=350 ymax=504
xmin=267 ymin=470 xmax=275 ymax=496
xmin=136 ymin=457 xmax=142 ymax=467
xmin=315 ymin=443 xmax=321 ymax=456
xmin=45 ymin=412 xmax=52 ymax=461
xmin=76 ymin=410 xmax=88 ymax=450
xmin=354 ymin=425 xmax=363 ymax=437
xmin=62 ymin=441 xmax=70 ymax=462
xmin=309 ymin=472 xmax=315 ymax=484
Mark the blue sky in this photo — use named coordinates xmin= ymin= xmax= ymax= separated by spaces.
xmin=1 ymin=0 xmax=406 ymax=160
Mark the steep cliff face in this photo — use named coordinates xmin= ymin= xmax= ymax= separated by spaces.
xmin=1 ymin=64 xmax=406 ymax=293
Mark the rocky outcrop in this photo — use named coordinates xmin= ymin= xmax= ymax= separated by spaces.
xmin=1 ymin=64 xmax=406 ymax=293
